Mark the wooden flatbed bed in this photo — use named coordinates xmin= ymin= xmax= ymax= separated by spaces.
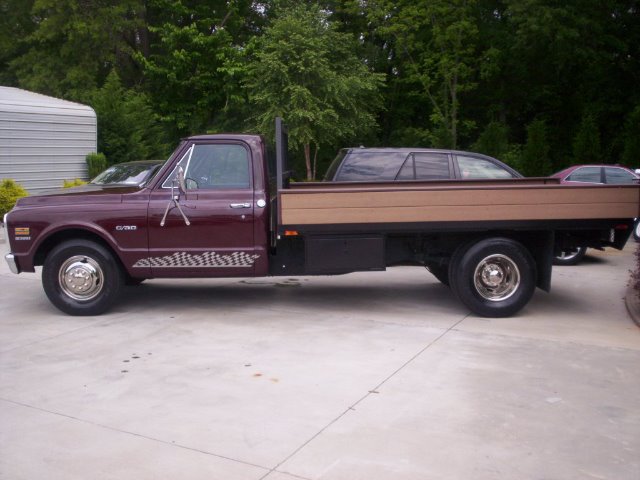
xmin=280 ymin=180 xmax=638 ymax=226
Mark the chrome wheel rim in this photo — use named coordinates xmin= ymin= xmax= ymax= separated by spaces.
xmin=473 ymin=254 xmax=520 ymax=302
xmin=58 ymin=255 xmax=104 ymax=301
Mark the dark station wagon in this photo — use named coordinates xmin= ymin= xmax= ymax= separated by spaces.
xmin=324 ymin=148 xmax=522 ymax=182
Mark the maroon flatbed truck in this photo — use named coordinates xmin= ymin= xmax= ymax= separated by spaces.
xmin=3 ymin=119 xmax=639 ymax=317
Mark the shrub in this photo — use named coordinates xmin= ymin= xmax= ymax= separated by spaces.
xmin=0 ymin=179 xmax=28 ymax=218
xmin=86 ymin=152 xmax=107 ymax=179
xmin=63 ymin=179 xmax=88 ymax=188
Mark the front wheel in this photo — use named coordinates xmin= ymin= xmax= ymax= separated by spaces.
xmin=449 ymin=238 xmax=536 ymax=318
xmin=42 ymin=239 xmax=124 ymax=316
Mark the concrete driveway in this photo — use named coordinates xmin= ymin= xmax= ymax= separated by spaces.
xmin=1 ymin=242 xmax=638 ymax=480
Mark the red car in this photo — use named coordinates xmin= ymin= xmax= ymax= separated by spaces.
xmin=551 ymin=164 xmax=639 ymax=264
xmin=551 ymin=164 xmax=639 ymax=185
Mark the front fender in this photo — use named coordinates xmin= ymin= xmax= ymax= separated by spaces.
xmin=13 ymin=222 xmax=121 ymax=273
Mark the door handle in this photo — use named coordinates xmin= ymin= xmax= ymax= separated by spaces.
xmin=229 ymin=203 xmax=251 ymax=209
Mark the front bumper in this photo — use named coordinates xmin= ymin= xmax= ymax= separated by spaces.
xmin=3 ymin=213 xmax=19 ymax=274
xmin=5 ymin=253 xmax=19 ymax=274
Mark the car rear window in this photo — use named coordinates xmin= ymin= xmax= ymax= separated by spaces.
xmin=335 ymin=151 xmax=408 ymax=181
xmin=604 ymin=167 xmax=636 ymax=184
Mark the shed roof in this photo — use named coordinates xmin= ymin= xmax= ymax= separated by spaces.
xmin=0 ymin=86 xmax=95 ymax=118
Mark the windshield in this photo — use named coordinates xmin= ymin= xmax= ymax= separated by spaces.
xmin=91 ymin=162 xmax=162 ymax=186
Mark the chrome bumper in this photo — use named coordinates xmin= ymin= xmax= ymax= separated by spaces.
xmin=3 ymin=213 xmax=19 ymax=274
xmin=5 ymin=253 xmax=19 ymax=274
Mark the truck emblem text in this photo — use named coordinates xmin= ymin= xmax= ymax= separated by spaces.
xmin=116 ymin=225 xmax=137 ymax=231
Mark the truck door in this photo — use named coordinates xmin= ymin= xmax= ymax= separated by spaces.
xmin=143 ymin=141 xmax=258 ymax=277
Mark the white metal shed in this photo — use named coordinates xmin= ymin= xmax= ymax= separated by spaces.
xmin=0 ymin=86 xmax=97 ymax=193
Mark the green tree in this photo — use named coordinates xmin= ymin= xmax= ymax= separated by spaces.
xmin=572 ymin=113 xmax=602 ymax=164
xmin=472 ymin=121 xmax=510 ymax=160
xmin=90 ymin=71 xmax=167 ymax=165
xmin=8 ymin=0 xmax=144 ymax=101
xmin=371 ymin=0 xmax=479 ymax=148
xmin=244 ymin=3 xmax=384 ymax=180
xmin=0 ymin=0 xmax=36 ymax=85
xmin=521 ymin=119 xmax=551 ymax=177
xmin=622 ymin=106 xmax=640 ymax=168
xmin=137 ymin=0 xmax=261 ymax=135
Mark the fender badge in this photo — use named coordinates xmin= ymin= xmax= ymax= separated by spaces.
xmin=116 ymin=225 xmax=137 ymax=231
xmin=15 ymin=227 xmax=30 ymax=236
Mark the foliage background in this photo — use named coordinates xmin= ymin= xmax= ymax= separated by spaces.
xmin=1 ymin=0 xmax=638 ymax=179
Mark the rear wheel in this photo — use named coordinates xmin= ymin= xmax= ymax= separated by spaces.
xmin=449 ymin=238 xmax=536 ymax=318
xmin=42 ymin=239 xmax=124 ymax=316
xmin=553 ymin=246 xmax=586 ymax=266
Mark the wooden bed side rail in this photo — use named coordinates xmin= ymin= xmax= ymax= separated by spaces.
xmin=278 ymin=184 xmax=640 ymax=225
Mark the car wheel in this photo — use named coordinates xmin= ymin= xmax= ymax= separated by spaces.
xmin=42 ymin=239 xmax=124 ymax=316
xmin=448 ymin=237 xmax=536 ymax=318
xmin=634 ymin=219 xmax=640 ymax=242
xmin=553 ymin=246 xmax=586 ymax=266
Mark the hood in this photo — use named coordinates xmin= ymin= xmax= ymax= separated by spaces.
xmin=16 ymin=184 xmax=144 ymax=207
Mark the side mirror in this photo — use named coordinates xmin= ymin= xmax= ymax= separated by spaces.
xmin=177 ymin=166 xmax=187 ymax=195
xmin=160 ymin=166 xmax=191 ymax=227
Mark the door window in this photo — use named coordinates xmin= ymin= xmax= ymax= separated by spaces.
xmin=397 ymin=153 xmax=451 ymax=180
xmin=162 ymin=144 xmax=250 ymax=189
xmin=335 ymin=152 xmax=408 ymax=181
xmin=456 ymin=156 xmax=515 ymax=179
xmin=566 ymin=167 xmax=602 ymax=183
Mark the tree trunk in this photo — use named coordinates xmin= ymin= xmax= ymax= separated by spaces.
xmin=312 ymin=144 xmax=319 ymax=180
xmin=304 ymin=143 xmax=313 ymax=181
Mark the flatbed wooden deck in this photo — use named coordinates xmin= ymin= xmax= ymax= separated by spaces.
xmin=279 ymin=181 xmax=640 ymax=226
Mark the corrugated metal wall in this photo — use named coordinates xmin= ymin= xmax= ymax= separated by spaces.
xmin=0 ymin=87 xmax=97 ymax=193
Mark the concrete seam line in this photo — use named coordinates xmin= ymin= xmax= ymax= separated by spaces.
xmin=259 ymin=315 xmax=469 ymax=480
xmin=0 ymin=397 xmax=270 ymax=472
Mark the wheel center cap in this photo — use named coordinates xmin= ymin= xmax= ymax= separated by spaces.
xmin=482 ymin=264 xmax=504 ymax=287
xmin=64 ymin=263 xmax=97 ymax=292
xmin=69 ymin=269 xmax=89 ymax=289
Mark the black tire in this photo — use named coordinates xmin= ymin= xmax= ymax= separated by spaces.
xmin=634 ymin=219 xmax=640 ymax=242
xmin=125 ymin=277 xmax=146 ymax=286
xmin=42 ymin=239 xmax=124 ymax=316
xmin=553 ymin=246 xmax=586 ymax=266
xmin=448 ymin=237 xmax=536 ymax=318
xmin=428 ymin=265 xmax=450 ymax=286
